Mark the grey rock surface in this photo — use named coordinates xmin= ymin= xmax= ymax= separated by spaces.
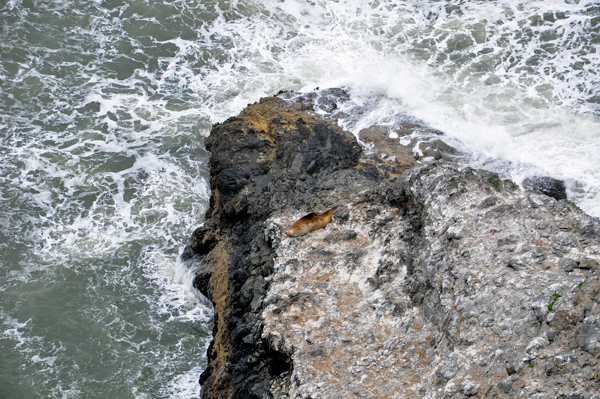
xmin=262 ymin=161 xmax=600 ymax=398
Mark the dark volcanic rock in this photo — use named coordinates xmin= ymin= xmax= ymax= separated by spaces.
xmin=523 ymin=176 xmax=568 ymax=201
xmin=184 ymin=91 xmax=600 ymax=399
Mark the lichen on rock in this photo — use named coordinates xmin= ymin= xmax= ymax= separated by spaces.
xmin=183 ymin=90 xmax=600 ymax=399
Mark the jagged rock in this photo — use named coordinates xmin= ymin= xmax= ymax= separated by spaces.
xmin=523 ymin=176 xmax=568 ymax=201
xmin=183 ymin=91 xmax=600 ymax=399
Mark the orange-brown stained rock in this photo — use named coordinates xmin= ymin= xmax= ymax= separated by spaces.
xmin=200 ymin=240 xmax=234 ymax=399
xmin=285 ymin=208 xmax=336 ymax=237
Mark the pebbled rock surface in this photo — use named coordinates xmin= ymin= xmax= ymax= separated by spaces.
xmin=183 ymin=90 xmax=600 ymax=398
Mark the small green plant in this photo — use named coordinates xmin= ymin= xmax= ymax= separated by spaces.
xmin=528 ymin=362 xmax=534 ymax=368
xmin=488 ymin=174 xmax=503 ymax=192
xmin=579 ymin=282 xmax=584 ymax=289
xmin=548 ymin=293 xmax=560 ymax=311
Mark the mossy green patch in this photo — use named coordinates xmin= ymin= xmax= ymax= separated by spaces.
xmin=548 ymin=293 xmax=560 ymax=311
xmin=488 ymin=173 xmax=503 ymax=192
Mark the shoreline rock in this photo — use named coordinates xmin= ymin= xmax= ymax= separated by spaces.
xmin=522 ymin=176 xmax=568 ymax=201
xmin=182 ymin=91 xmax=600 ymax=398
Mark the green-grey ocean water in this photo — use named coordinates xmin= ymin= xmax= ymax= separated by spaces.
xmin=2 ymin=0 xmax=600 ymax=397
xmin=0 ymin=1 xmax=217 ymax=397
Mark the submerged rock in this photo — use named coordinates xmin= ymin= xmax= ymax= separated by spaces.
xmin=183 ymin=91 xmax=600 ymax=399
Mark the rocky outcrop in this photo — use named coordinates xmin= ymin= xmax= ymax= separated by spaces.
xmin=183 ymin=90 xmax=600 ymax=398
xmin=523 ymin=176 xmax=568 ymax=201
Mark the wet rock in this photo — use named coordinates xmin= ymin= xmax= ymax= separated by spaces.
xmin=523 ymin=176 xmax=568 ymax=201
xmin=420 ymin=139 xmax=460 ymax=161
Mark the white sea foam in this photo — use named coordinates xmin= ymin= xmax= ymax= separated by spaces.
xmin=164 ymin=365 xmax=204 ymax=398
xmin=31 ymin=354 xmax=58 ymax=367
xmin=186 ymin=0 xmax=600 ymax=214
xmin=1 ymin=1 xmax=214 ymax=396
xmin=154 ymin=254 xmax=212 ymax=322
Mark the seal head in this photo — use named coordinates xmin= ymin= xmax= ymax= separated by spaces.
xmin=285 ymin=207 xmax=337 ymax=237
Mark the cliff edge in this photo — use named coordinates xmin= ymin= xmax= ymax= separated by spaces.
xmin=183 ymin=90 xmax=600 ymax=399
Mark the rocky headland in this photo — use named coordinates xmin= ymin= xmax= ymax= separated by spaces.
xmin=182 ymin=89 xmax=600 ymax=399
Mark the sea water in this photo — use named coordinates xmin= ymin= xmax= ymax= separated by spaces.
xmin=1 ymin=0 xmax=599 ymax=397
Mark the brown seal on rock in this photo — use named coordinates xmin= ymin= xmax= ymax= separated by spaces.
xmin=285 ymin=207 xmax=337 ymax=237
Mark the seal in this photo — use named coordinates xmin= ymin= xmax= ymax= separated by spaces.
xmin=285 ymin=207 xmax=337 ymax=237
